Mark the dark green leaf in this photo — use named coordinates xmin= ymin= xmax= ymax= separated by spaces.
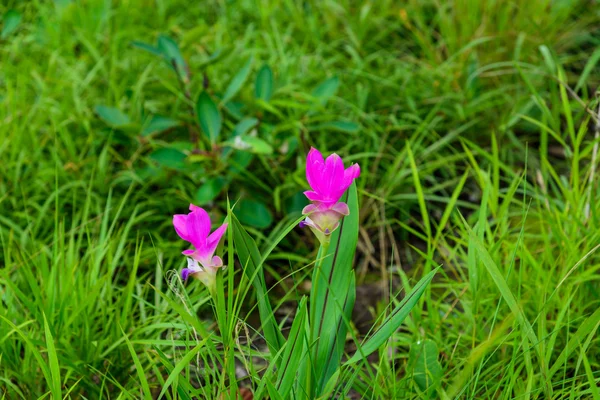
xmin=1 ymin=10 xmax=21 ymax=39
xmin=235 ymin=199 xmax=273 ymax=228
xmin=284 ymin=191 xmax=306 ymax=215
xmin=312 ymin=76 xmax=339 ymax=105
xmin=130 ymin=40 xmax=162 ymax=57
xmin=149 ymin=148 xmax=186 ymax=169
xmin=222 ymin=57 xmax=253 ymax=104
xmin=409 ymin=339 xmax=442 ymax=398
xmin=157 ymin=34 xmax=188 ymax=79
xmin=276 ymin=298 xmax=308 ymax=398
xmin=232 ymin=118 xmax=259 ymax=138
xmin=345 ymin=267 xmax=438 ymax=365
xmin=231 ymin=214 xmax=284 ymax=359
xmin=310 ymin=183 xmax=359 ymax=394
xmin=195 ymin=177 xmax=227 ymax=205
xmin=228 ymin=151 xmax=254 ymax=175
xmin=196 ymin=91 xmax=222 ymax=143
xmin=255 ymin=64 xmax=274 ymax=102
xmin=141 ymin=115 xmax=180 ymax=137
xmin=95 ymin=105 xmax=131 ymax=127
xmin=310 ymin=121 xmax=360 ymax=133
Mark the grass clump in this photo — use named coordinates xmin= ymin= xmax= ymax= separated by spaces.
xmin=1 ymin=0 xmax=600 ymax=398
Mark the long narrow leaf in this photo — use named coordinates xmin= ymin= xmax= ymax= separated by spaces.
xmin=345 ymin=267 xmax=438 ymax=365
xmin=276 ymin=297 xmax=308 ymax=398
xmin=309 ymin=182 xmax=359 ymax=394
xmin=232 ymin=215 xmax=284 ymax=359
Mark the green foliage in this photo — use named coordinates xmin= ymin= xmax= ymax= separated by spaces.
xmin=1 ymin=0 xmax=600 ymax=398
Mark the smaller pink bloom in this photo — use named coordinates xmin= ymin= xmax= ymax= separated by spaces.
xmin=173 ymin=204 xmax=228 ymax=281
xmin=304 ymin=147 xmax=360 ymax=208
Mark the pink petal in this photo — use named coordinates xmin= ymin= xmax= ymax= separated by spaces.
xmin=182 ymin=249 xmax=195 ymax=255
xmin=331 ymin=202 xmax=350 ymax=215
xmin=323 ymin=153 xmax=345 ymax=201
xmin=187 ymin=207 xmax=212 ymax=248
xmin=304 ymin=190 xmax=325 ymax=202
xmin=173 ymin=214 xmax=190 ymax=242
xmin=306 ymin=147 xmax=325 ymax=192
xmin=211 ymin=256 xmax=223 ymax=268
xmin=206 ymin=222 xmax=228 ymax=255
xmin=302 ymin=203 xmax=318 ymax=215
xmin=343 ymin=164 xmax=361 ymax=188
xmin=189 ymin=204 xmax=203 ymax=212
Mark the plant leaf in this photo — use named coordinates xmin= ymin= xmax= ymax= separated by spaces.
xmin=312 ymin=76 xmax=339 ymax=106
xmin=310 ymin=120 xmax=360 ymax=133
xmin=232 ymin=117 xmax=259 ymax=138
xmin=157 ymin=34 xmax=188 ymax=79
xmin=409 ymin=339 xmax=443 ymax=398
xmin=1 ymin=10 xmax=21 ymax=39
xmin=345 ymin=267 xmax=438 ymax=365
xmin=196 ymin=91 xmax=222 ymax=143
xmin=43 ymin=314 xmax=62 ymax=398
xmin=222 ymin=57 xmax=253 ymax=104
xmin=242 ymin=136 xmax=273 ymax=154
xmin=141 ymin=115 xmax=180 ymax=137
xmin=195 ymin=177 xmax=227 ymax=205
xmin=149 ymin=148 xmax=186 ymax=169
xmin=95 ymin=105 xmax=131 ymax=127
xmin=235 ymin=199 xmax=273 ymax=228
xmin=255 ymin=64 xmax=274 ymax=102
xmin=231 ymin=214 xmax=284 ymax=360
xmin=276 ymin=297 xmax=308 ymax=398
xmin=309 ymin=182 xmax=359 ymax=394
xmin=131 ymin=40 xmax=162 ymax=57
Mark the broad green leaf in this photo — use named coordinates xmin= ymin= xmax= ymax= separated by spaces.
xmin=235 ymin=199 xmax=273 ymax=228
xmin=1 ymin=10 xmax=21 ymax=39
xmin=149 ymin=148 xmax=186 ymax=169
xmin=231 ymin=214 xmax=284 ymax=359
xmin=229 ymin=151 xmax=253 ymax=175
xmin=95 ymin=105 xmax=131 ymax=127
xmin=141 ymin=115 xmax=180 ymax=137
xmin=312 ymin=76 xmax=339 ymax=106
xmin=157 ymin=34 xmax=188 ymax=79
xmin=277 ymin=297 xmax=308 ymax=398
xmin=242 ymin=136 xmax=273 ymax=154
xmin=232 ymin=117 xmax=259 ymax=138
xmin=196 ymin=91 xmax=222 ymax=143
xmin=310 ymin=182 xmax=359 ymax=394
xmin=409 ymin=339 xmax=442 ymax=398
xmin=195 ymin=177 xmax=226 ymax=205
xmin=345 ymin=267 xmax=438 ymax=365
xmin=284 ymin=191 xmax=306 ymax=215
xmin=222 ymin=57 xmax=253 ymax=104
xmin=255 ymin=64 xmax=274 ymax=101
xmin=131 ymin=40 xmax=162 ymax=57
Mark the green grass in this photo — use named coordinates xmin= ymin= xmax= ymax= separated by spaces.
xmin=1 ymin=0 xmax=600 ymax=398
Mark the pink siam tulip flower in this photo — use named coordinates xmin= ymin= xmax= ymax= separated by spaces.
xmin=173 ymin=204 xmax=228 ymax=290
xmin=301 ymin=147 xmax=360 ymax=245
xmin=304 ymin=147 xmax=360 ymax=208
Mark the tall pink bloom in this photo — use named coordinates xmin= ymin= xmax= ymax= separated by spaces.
xmin=304 ymin=147 xmax=360 ymax=208
xmin=301 ymin=147 xmax=360 ymax=245
xmin=173 ymin=204 xmax=228 ymax=286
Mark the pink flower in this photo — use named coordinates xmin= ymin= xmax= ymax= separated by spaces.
xmin=304 ymin=147 xmax=360 ymax=208
xmin=173 ymin=204 xmax=228 ymax=281
xmin=301 ymin=147 xmax=360 ymax=245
